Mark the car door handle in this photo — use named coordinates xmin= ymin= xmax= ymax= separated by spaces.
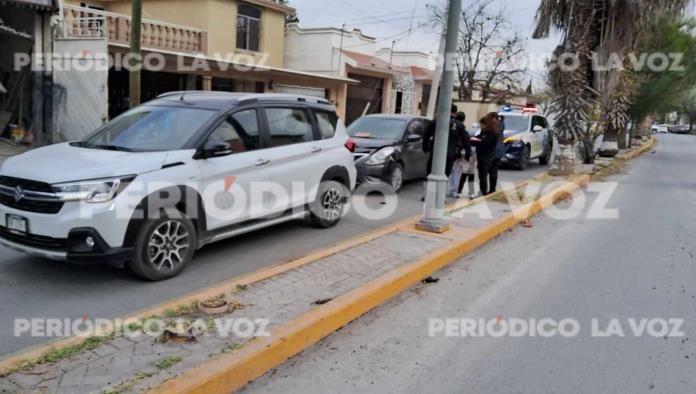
xmin=311 ymin=147 xmax=323 ymax=153
xmin=255 ymin=158 xmax=270 ymax=166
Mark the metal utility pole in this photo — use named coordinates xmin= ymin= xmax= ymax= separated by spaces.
xmin=417 ymin=0 xmax=462 ymax=233
xmin=129 ymin=0 xmax=143 ymax=108
xmin=389 ymin=40 xmax=396 ymax=65
xmin=336 ymin=23 xmax=346 ymax=76
xmin=426 ymin=27 xmax=447 ymax=119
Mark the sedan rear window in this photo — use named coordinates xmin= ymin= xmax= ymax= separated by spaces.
xmin=82 ymin=106 xmax=217 ymax=151
xmin=348 ymin=118 xmax=407 ymax=140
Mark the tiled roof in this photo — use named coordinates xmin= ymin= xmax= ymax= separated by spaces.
xmin=410 ymin=66 xmax=433 ymax=79
xmin=341 ymin=50 xmax=409 ymax=74
xmin=341 ymin=50 xmax=435 ymax=80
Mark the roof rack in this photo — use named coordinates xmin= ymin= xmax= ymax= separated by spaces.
xmin=237 ymin=93 xmax=332 ymax=106
xmin=156 ymin=91 xmax=331 ymax=106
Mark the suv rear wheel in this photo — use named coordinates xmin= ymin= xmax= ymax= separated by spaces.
xmin=128 ymin=211 xmax=197 ymax=281
xmin=309 ymin=181 xmax=347 ymax=228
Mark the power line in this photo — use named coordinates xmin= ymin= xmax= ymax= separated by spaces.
xmin=342 ymin=28 xmax=415 ymax=50
xmin=325 ymin=7 xmax=429 ymax=25
xmin=403 ymin=0 xmax=419 ymax=52
xmin=330 ymin=0 xmax=417 ymax=28
xmin=343 ymin=14 xmax=429 ymax=27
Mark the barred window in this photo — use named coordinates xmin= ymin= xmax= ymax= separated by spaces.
xmin=237 ymin=4 xmax=261 ymax=52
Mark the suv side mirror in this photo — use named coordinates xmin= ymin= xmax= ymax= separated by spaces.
xmin=195 ymin=140 xmax=233 ymax=159
xmin=533 ymin=125 xmax=544 ymax=133
xmin=406 ymin=134 xmax=422 ymax=143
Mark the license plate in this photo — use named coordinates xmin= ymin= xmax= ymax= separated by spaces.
xmin=6 ymin=215 xmax=27 ymax=234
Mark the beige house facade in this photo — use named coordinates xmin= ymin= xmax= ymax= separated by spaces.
xmin=58 ymin=0 xmax=353 ymax=126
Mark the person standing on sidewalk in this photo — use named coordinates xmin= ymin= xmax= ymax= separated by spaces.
xmin=489 ymin=113 xmax=507 ymax=194
xmin=449 ymin=112 xmax=471 ymax=197
xmin=471 ymin=113 xmax=501 ymax=196
xmin=423 ymin=104 xmax=471 ymax=200
xmin=458 ymin=118 xmax=477 ymax=199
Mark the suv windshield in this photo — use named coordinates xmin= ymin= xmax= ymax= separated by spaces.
xmin=348 ymin=118 xmax=407 ymax=140
xmin=501 ymin=116 xmax=529 ymax=134
xmin=81 ymin=106 xmax=217 ymax=151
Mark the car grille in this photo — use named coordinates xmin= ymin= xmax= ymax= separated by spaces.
xmin=0 ymin=226 xmax=67 ymax=251
xmin=0 ymin=176 xmax=64 ymax=214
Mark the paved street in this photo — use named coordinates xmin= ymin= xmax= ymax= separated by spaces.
xmin=0 ymin=162 xmax=545 ymax=357
xmin=244 ymin=134 xmax=696 ymax=393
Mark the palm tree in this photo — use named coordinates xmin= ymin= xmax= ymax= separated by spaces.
xmin=534 ymin=0 xmax=597 ymax=174
xmin=534 ymin=0 xmax=691 ymax=172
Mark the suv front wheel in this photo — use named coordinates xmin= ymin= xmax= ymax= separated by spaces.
xmin=128 ymin=211 xmax=197 ymax=281
xmin=309 ymin=181 xmax=348 ymax=228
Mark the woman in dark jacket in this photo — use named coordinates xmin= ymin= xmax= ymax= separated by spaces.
xmin=471 ymin=114 xmax=501 ymax=195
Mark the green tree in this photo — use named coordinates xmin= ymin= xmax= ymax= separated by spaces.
xmin=534 ymin=0 xmax=691 ymax=170
xmin=631 ymin=19 xmax=696 ymax=125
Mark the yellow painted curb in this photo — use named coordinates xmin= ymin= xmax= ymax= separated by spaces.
xmin=0 ymin=218 xmax=407 ymax=375
xmin=150 ymin=175 xmax=591 ymax=394
xmin=0 ymin=174 xmax=542 ymax=376
xmin=616 ymin=137 xmax=656 ymax=160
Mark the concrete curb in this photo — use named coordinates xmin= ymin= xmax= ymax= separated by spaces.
xmin=0 ymin=175 xmax=541 ymax=376
xmin=2 ymin=139 xmax=653 ymax=379
xmin=0 ymin=217 xmax=411 ymax=375
xmin=616 ymin=137 xmax=656 ymax=160
xmin=148 ymin=175 xmax=591 ymax=394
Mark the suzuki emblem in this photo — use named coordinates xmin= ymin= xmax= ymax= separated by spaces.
xmin=13 ymin=186 xmax=24 ymax=202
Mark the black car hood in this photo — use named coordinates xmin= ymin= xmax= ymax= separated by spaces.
xmin=352 ymin=137 xmax=397 ymax=151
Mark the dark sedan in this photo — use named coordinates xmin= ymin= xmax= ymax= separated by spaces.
xmin=348 ymin=115 xmax=433 ymax=192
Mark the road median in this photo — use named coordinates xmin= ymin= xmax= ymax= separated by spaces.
xmin=0 ymin=138 xmax=654 ymax=393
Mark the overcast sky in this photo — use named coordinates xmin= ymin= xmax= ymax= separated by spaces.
xmin=288 ymin=0 xmax=559 ymax=59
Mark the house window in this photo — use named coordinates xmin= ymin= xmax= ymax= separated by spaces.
xmin=237 ymin=4 xmax=261 ymax=52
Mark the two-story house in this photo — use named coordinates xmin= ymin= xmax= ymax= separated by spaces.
xmin=55 ymin=0 xmax=353 ymax=140
xmin=285 ymin=23 xmax=436 ymax=125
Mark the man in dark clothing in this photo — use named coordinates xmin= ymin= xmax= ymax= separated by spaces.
xmin=423 ymin=104 xmax=471 ymax=177
xmin=472 ymin=114 xmax=501 ymax=195
xmin=490 ymin=115 xmax=507 ymax=193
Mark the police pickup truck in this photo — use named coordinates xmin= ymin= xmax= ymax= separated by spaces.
xmin=498 ymin=108 xmax=553 ymax=170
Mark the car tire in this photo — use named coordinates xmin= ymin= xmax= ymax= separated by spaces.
xmin=539 ymin=145 xmax=551 ymax=165
xmin=388 ymin=163 xmax=404 ymax=192
xmin=309 ymin=180 xmax=347 ymax=229
xmin=128 ymin=210 xmax=197 ymax=281
xmin=518 ymin=146 xmax=530 ymax=171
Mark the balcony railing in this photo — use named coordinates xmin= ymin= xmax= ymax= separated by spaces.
xmin=62 ymin=5 xmax=207 ymax=55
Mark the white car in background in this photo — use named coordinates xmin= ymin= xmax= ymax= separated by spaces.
xmin=652 ymin=124 xmax=669 ymax=134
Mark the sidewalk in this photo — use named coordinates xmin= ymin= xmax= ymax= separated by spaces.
xmin=0 ymin=139 xmax=655 ymax=393
xmin=0 ymin=180 xmax=577 ymax=393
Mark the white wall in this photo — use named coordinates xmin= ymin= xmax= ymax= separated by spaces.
xmin=375 ymin=49 xmax=436 ymax=70
xmin=284 ymin=24 xmax=376 ymax=76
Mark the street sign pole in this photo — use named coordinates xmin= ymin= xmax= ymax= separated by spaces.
xmin=417 ymin=0 xmax=462 ymax=233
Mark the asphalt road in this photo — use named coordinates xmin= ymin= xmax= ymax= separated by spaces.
xmin=245 ymin=134 xmax=696 ymax=394
xmin=0 ymin=159 xmax=545 ymax=357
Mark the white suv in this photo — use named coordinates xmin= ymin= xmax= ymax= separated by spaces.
xmin=0 ymin=92 xmax=356 ymax=280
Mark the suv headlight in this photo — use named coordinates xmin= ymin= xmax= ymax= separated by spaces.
xmin=504 ymin=137 xmax=524 ymax=148
xmin=53 ymin=176 xmax=135 ymax=203
xmin=365 ymin=147 xmax=396 ymax=166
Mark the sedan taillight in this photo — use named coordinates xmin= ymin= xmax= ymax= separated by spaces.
xmin=345 ymin=138 xmax=356 ymax=153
